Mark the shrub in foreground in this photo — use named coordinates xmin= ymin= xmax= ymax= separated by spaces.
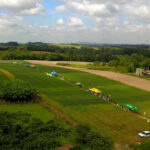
xmin=134 ymin=141 xmax=150 ymax=150
xmin=0 ymin=81 xmax=38 ymax=103
xmin=70 ymin=145 xmax=85 ymax=150
xmin=76 ymin=124 xmax=114 ymax=150
xmin=0 ymin=111 xmax=71 ymax=150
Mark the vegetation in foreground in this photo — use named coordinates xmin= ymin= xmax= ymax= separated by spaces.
xmin=133 ymin=140 xmax=150 ymax=150
xmin=0 ymin=111 xmax=114 ymax=150
xmin=0 ymin=80 xmax=38 ymax=103
xmin=0 ymin=63 xmax=114 ymax=150
xmin=0 ymin=111 xmax=71 ymax=150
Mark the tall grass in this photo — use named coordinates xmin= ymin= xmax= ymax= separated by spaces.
xmin=0 ymin=69 xmax=15 ymax=81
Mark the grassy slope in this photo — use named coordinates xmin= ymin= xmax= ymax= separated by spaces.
xmin=0 ymin=63 xmax=150 ymax=145
xmin=0 ymin=67 xmax=61 ymax=123
xmin=0 ymin=104 xmax=56 ymax=122
xmin=56 ymin=64 xmax=150 ymax=115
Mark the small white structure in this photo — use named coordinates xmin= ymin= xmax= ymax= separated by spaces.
xmin=136 ymin=68 xmax=144 ymax=76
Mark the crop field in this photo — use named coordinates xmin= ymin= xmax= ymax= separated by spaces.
xmin=45 ymin=66 xmax=150 ymax=117
xmin=0 ymin=62 xmax=150 ymax=148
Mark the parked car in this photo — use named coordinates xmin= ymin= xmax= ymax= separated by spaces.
xmin=138 ymin=131 xmax=150 ymax=137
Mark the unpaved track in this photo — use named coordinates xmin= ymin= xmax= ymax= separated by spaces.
xmin=26 ymin=60 xmax=150 ymax=92
xmin=38 ymin=99 xmax=77 ymax=127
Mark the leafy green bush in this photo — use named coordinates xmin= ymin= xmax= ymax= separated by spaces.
xmin=76 ymin=125 xmax=114 ymax=150
xmin=134 ymin=141 xmax=150 ymax=150
xmin=70 ymin=145 xmax=85 ymax=150
xmin=0 ymin=111 xmax=71 ymax=150
xmin=0 ymin=81 xmax=38 ymax=103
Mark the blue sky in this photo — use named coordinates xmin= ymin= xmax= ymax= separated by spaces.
xmin=0 ymin=0 xmax=150 ymax=44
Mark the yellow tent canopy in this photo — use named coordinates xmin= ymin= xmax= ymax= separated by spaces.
xmin=89 ymin=88 xmax=102 ymax=94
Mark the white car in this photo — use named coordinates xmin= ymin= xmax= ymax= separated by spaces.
xmin=138 ymin=131 xmax=150 ymax=137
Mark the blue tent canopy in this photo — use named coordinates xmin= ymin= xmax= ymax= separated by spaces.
xmin=50 ymin=71 xmax=58 ymax=76
xmin=25 ymin=64 xmax=29 ymax=67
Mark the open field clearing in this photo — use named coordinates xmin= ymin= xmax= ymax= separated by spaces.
xmin=49 ymin=43 xmax=99 ymax=50
xmin=27 ymin=60 xmax=150 ymax=92
xmin=28 ymin=62 xmax=150 ymax=116
xmin=28 ymin=60 xmax=92 ymax=65
xmin=1 ymin=62 xmax=150 ymax=148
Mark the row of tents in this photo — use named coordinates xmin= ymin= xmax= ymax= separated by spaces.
xmin=88 ymin=87 xmax=139 ymax=112
xmin=8 ymin=60 xmax=23 ymax=64
xmin=9 ymin=61 xmax=37 ymax=69
xmin=47 ymin=70 xmax=139 ymax=112
xmin=24 ymin=64 xmax=36 ymax=69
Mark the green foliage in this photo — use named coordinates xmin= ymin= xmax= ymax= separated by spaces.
xmin=134 ymin=141 xmax=150 ymax=150
xmin=141 ymin=59 xmax=150 ymax=69
xmin=93 ymin=61 xmax=100 ymax=66
xmin=70 ymin=145 xmax=85 ymax=150
xmin=126 ymin=62 xmax=135 ymax=73
xmin=109 ymin=60 xmax=119 ymax=67
xmin=0 ymin=111 xmax=71 ymax=150
xmin=76 ymin=125 xmax=114 ymax=150
xmin=139 ymin=141 xmax=150 ymax=150
xmin=0 ymin=81 xmax=38 ymax=103
xmin=0 ymin=43 xmax=150 ymax=72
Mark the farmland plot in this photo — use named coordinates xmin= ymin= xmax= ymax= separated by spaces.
xmin=0 ymin=62 xmax=150 ymax=145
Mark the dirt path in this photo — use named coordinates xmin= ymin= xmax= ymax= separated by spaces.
xmin=38 ymin=99 xmax=77 ymax=127
xmin=27 ymin=60 xmax=150 ymax=92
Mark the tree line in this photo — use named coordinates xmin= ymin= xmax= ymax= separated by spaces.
xmin=0 ymin=42 xmax=150 ymax=73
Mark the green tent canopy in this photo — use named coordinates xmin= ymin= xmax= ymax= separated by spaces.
xmin=18 ymin=61 xmax=22 ymax=64
xmin=75 ymin=82 xmax=83 ymax=87
xmin=122 ymin=103 xmax=139 ymax=111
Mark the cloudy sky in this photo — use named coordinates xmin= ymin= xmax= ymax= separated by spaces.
xmin=0 ymin=0 xmax=150 ymax=44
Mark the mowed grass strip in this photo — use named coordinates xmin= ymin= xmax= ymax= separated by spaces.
xmin=38 ymin=65 xmax=150 ymax=117
xmin=0 ymin=103 xmax=56 ymax=122
xmin=0 ymin=62 xmax=150 ymax=145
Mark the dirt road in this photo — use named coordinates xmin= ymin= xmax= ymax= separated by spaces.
xmin=26 ymin=60 xmax=150 ymax=92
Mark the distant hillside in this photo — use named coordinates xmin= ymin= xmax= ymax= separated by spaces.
xmin=75 ymin=42 xmax=150 ymax=49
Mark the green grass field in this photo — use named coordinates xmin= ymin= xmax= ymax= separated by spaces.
xmin=0 ymin=103 xmax=56 ymax=122
xmin=0 ymin=62 xmax=150 ymax=147
xmin=57 ymin=62 xmax=130 ymax=74
xmin=50 ymin=65 xmax=150 ymax=116
xmin=49 ymin=43 xmax=99 ymax=50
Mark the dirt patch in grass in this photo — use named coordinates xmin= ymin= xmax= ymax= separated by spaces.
xmin=38 ymin=99 xmax=77 ymax=127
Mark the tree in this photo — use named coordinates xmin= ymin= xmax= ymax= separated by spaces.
xmin=76 ymin=125 xmax=114 ymax=150
xmin=0 ymin=112 xmax=71 ymax=150
xmin=0 ymin=81 xmax=38 ymax=103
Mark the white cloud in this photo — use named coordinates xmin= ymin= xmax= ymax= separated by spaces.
xmin=58 ymin=0 xmax=119 ymax=18
xmin=56 ymin=5 xmax=66 ymax=12
xmin=1 ymin=0 xmax=150 ymax=43
xmin=60 ymin=0 xmax=150 ymax=24
xmin=0 ymin=0 xmax=45 ymax=15
xmin=40 ymin=25 xmax=49 ymax=29
xmin=68 ymin=17 xmax=84 ymax=27
xmin=57 ymin=18 xmax=64 ymax=25
xmin=124 ymin=2 xmax=150 ymax=23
